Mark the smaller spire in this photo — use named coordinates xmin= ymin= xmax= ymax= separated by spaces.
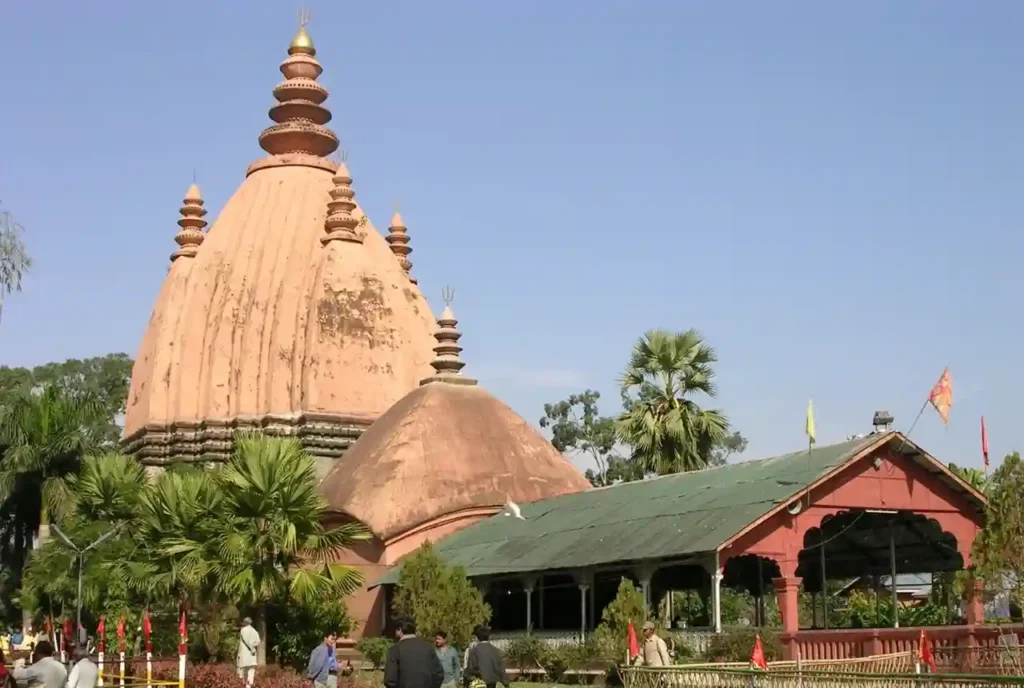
xmin=171 ymin=182 xmax=208 ymax=262
xmin=321 ymin=153 xmax=363 ymax=245
xmin=421 ymin=287 xmax=477 ymax=387
xmin=386 ymin=203 xmax=416 ymax=283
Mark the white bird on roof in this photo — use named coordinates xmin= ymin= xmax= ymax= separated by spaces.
xmin=503 ymin=496 xmax=525 ymax=520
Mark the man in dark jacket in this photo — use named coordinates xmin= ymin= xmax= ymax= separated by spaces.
xmin=463 ymin=626 xmax=508 ymax=688
xmin=384 ymin=619 xmax=444 ymax=688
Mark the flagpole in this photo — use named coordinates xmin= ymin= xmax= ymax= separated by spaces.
xmin=896 ymin=399 xmax=930 ymax=453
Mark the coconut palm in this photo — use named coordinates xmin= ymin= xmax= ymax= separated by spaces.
xmin=0 ymin=385 xmax=104 ymax=570
xmin=212 ymin=433 xmax=369 ymax=664
xmin=617 ymin=329 xmax=729 ymax=475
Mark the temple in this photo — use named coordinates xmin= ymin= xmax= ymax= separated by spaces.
xmin=122 ymin=19 xmax=590 ymax=635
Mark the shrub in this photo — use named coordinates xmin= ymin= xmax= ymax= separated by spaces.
xmin=704 ymin=629 xmax=781 ymax=663
xmin=393 ymin=543 xmax=490 ymax=649
xmin=503 ymin=635 xmax=549 ymax=670
xmin=269 ymin=596 xmax=354 ymax=670
xmin=356 ymin=636 xmax=393 ymax=670
xmin=595 ymin=578 xmax=647 ymax=663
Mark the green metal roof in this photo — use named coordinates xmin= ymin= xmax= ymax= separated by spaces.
xmin=373 ymin=434 xmax=889 ymax=586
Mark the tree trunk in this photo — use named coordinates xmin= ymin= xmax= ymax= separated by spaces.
xmin=255 ymin=605 xmax=267 ymax=666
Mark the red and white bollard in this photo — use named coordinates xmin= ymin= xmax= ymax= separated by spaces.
xmin=116 ymin=617 xmax=126 ymax=688
xmin=97 ymin=617 xmax=106 ymax=687
xmin=178 ymin=611 xmax=188 ymax=688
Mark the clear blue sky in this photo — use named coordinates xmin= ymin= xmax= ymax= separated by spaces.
xmin=1 ymin=1 xmax=1020 ymax=472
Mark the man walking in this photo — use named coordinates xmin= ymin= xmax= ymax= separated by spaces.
xmin=384 ymin=619 xmax=443 ymax=688
xmin=633 ymin=621 xmax=671 ymax=667
xmin=463 ymin=627 xmax=507 ymax=688
xmin=67 ymin=645 xmax=98 ymax=688
xmin=236 ymin=617 xmax=261 ymax=688
xmin=306 ymin=630 xmax=338 ymax=688
xmin=433 ymin=631 xmax=460 ymax=688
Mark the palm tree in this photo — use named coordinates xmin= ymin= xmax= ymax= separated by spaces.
xmin=213 ymin=433 xmax=369 ymax=664
xmin=617 ymin=329 xmax=729 ymax=475
xmin=0 ymin=385 xmax=103 ymax=568
xmin=19 ymin=453 xmax=145 ymax=627
xmin=130 ymin=467 xmax=225 ymax=608
xmin=948 ymin=462 xmax=989 ymax=495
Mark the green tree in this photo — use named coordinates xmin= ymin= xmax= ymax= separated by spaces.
xmin=949 ymin=462 xmax=989 ymax=495
xmin=0 ymin=354 xmax=133 ymax=445
xmin=973 ymin=452 xmax=1024 ymax=609
xmin=708 ymin=431 xmax=748 ymax=467
xmin=392 ymin=542 xmax=490 ymax=650
xmin=19 ymin=453 xmax=146 ymax=625
xmin=0 ymin=205 xmax=31 ymax=323
xmin=539 ymin=390 xmax=631 ymax=486
xmin=617 ymin=330 xmax=730 ymax=476
xmin=595 ymin=578 xmax=647 ymax=662
xmin=0 ymin=385 xmax=104 ymax=575
xmin=213 ymin=433 xmax=368 ymax=664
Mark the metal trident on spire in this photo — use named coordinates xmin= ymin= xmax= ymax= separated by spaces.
xmin=298 ymin=7 xmax=311 ymax=27
xmin=334 ymin=149 xmax=349 ymax=163
xmin=393 ymin=200 xmax=401 ymax=214
xmin=441 ymin=286 xmax=455 ymax=307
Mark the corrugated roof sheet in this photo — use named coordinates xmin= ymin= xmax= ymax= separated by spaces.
xmin=373 ymin=435 xmax=885 ymax=586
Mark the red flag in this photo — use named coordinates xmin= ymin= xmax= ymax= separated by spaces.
xmin=981 ymin=416 xmax=990 ymax=470
xmin=928 ymin=368 xmax=953 ymax=426
xmin=44 ymin=617 xmax=52 ymax=635
xmin=116 ymin=617 xmax=126 ymax=653
xmin=919 ymin=629 xmax=937 ymax=672
xmin=751 ymin=634 xmax=768 ymax=670
xmin=626 ymin=623 xmax=639 ymax=661
xmin=178 ymin=611 xmax=188 ymax=656
xmin=63 ymin=620 xmax=73 ymax=644
xmin=142 ymin=610 xmax=152 ymax=653
xmin=97 ymin=617 xmax=106 ymax=654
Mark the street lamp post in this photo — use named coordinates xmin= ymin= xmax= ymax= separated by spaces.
xmin=49 ymin=524 xmax=118 ymax=645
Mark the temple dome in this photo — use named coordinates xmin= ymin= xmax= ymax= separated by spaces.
xmin=320 ymin=305 xmax=591 ymax=540
xmin=123 ymin=26 xmax=437 ymax=464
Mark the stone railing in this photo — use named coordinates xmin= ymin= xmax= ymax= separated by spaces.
xmin=621 ymin=665 xmax=1024 ymax=688
xmin=490 ymin=629 xmax=584 ymax=649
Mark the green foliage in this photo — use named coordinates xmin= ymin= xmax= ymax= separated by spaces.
xmin=595 ymin=578 xmax=647 ymax=662
xmin=12 ymin=432 xmax=363 ymax=667
xmin=974 ymin=452 xmax=1024 ymax=608
xmin=540 ymin=390 xmax=626 ymax=487
xmin=0 ymin=204 xmax=31 ymax=323
xmin=270 ymin=597 xmax=354 ymax=670
xmin=949 ymin=462 xmax=989 ymax=495
xmin=617 ymin=329 xmax=730 ymax=476
xmin=392 ymin=542 xmax=490 ymax=650
xmin=708 ymin=431 xmax=748 ymax=467
xmin=502 ymin=636 xmax=611 ymax=680
xmin=356 ymin=636 xmax=393 ymax=670
xmin=704 ymin=629 xmax=781 ymax=663
xmin=843 ymin=590 xmax=947 ymax=628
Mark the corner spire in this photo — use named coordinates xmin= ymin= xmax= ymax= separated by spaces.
xmin=171 ymin=182 xmax=207 ymax=262
xmin=257 ymin=10 xmax=338 ymax=162
xmin=386 ymin=203 xmax=416 ymax=283
xmin=322 ymin=152 xmax=362 ymax=245
xmin=420 ymin=288 xmax=477 ymax=387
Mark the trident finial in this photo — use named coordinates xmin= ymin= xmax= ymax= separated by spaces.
xmin=192 ymin=168 xmax=197 ymax=184
xmin=441 ymin=286 xmax=455 ymax=307
xmin=334 ymin=149 xmax=348 ymax=163
xmin=393 ymin=200 xmax=401 ymax=214
xmin=298 ymin=7 xmax=311 ymax=27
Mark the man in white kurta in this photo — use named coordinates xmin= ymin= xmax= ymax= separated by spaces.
xmin=236 ymin=618 xmax=261 ymax=688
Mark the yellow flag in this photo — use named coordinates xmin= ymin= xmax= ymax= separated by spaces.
xmin=805 ymin=398 xmax=816 ymax=445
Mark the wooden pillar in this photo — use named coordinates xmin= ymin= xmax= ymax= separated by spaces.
xmin=523 ymin=576 xmax=537 ymax=633
xmin=889 ymin=526 xmax=899 ymax=629
xmin=538 ymin=580 xmax=545 ymax=630
xmin=577 ymin=583 xmax=589 ymax=642
xmin=773 ymin=576 xmax=802 ymax=634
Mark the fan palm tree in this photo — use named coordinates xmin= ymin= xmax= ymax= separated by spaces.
xmin=19 ymin=453 xmax=145 ymax=625
xmin=129 ymin=467 xmax=225 ymax=607
xmin=617 ymin=329 xmax=729 ymax=475
xmin=212 ymin=433 xmax=369 ymax=664
xmin=0 ymin=385 xmax=104 ymax=569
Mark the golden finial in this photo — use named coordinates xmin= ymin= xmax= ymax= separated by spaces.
xmin=289 ymin=7 xmax=315 ymax=55
xmin=442 ymin=286 xmax=455 ymax=307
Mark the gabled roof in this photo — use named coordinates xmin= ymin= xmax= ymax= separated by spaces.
xmin=371 ymin=431 xmax=986 ymax=586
